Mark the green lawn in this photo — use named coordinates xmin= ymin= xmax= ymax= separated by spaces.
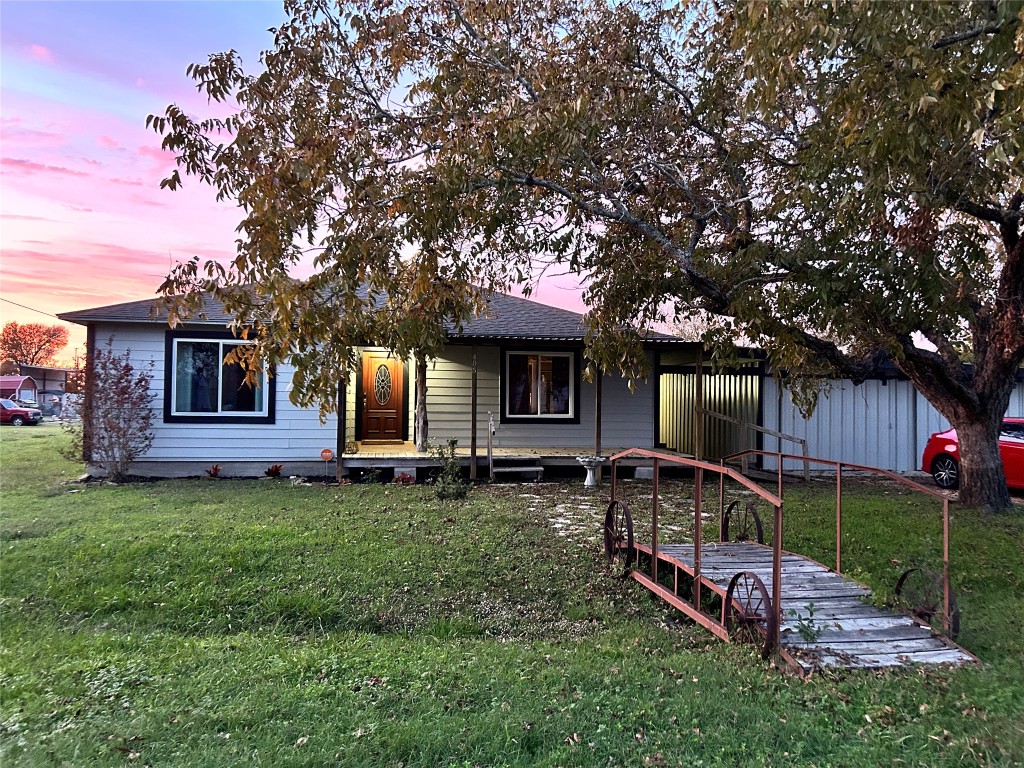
xmin=2 ymin=425 xmax=1022 ymax=766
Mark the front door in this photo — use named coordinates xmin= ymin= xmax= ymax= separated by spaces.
xmin=361 ymin=351 xmax=404 ymax=441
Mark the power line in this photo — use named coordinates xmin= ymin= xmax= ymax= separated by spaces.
xmin=0 ymin=297 xmax=64 ymax=320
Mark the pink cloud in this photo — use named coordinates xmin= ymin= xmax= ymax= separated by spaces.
xmin=0 ymin=123 xmax=67 ymax=148
xmin=137 ymin=145 xmax=172 ymax=162
xmin=29 ymin=44 xmax=52 ymax=62
xmin=1 ymin=213 xmax=57 ymax=222
xmin=108 ymin=176 xmax=146 ymax=188
xmin=1 ymin=157 xmax=89 ymax=178
xmin=97 ymin=135 xmax=120 ymax=148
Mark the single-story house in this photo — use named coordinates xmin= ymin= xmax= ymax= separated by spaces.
xmin=0 ymin=375 xmax=38 ymax=403
xmin=59 ymin=291 xmax=693 ymax=479
xmin=58 ymin=291 xmax=1024 ymax=480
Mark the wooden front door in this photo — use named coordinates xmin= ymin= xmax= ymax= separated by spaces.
xmin=361 ymin=351 xmax=404 ymax=441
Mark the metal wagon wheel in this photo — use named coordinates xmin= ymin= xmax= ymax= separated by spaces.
xmin=894 ymin=567 xmax=960 ymax=640
xmin=722 ymin=500 xmax=765 ymax=544
xmin=603 ymin=500 xmax=635 ymax=567
xmin=724 ymin=571 xmax=777 ymax=659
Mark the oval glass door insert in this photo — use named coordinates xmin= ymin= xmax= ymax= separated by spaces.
xmin=374 ymin=364 xmax=392 ymax=405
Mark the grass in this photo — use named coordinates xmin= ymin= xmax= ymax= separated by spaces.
xmin=1 ymin=424 xmax=1023 ymax=766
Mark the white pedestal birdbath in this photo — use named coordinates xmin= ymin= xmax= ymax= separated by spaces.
xmin=576 ymin=456 xmax=604 ymax=488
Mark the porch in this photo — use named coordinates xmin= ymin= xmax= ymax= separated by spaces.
xmin=339 ymin=441 xmax=690 ymax=481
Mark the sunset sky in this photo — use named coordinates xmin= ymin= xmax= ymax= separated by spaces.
xmin=0 ymin=1 xmax=587 ymax=363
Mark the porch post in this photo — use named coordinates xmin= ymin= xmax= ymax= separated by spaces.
xmin=470 ymin=347 xmax=478 ymax=480
xmin=83 ymin=323 xmax=96 ymax=463
xmin=336 ymin=377 xmax=347 ymax=481
xmin=414 ymin=353 xmax=428 ymax=452
xmin=695 ymin=346 xmax=704 ymax=461
xmin=594 ymin=367 xmax=603 ymax=458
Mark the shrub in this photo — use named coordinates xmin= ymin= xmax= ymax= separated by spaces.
xmin=62 ymin=338 xmax=155 ymax=482
xmin=265 ymin=464 xmax=284 ymax=478
xmin=432 ymin=437 xmax=467 ymax=500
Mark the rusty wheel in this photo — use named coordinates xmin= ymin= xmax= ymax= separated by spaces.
xmin=722 ymin=500 xmax=765 ymax=544
xmin=603 ymin=500 xmax=635 ymax=567
xmin=725 ymin=571 xmax=776 ymax=659
xmin=895 ymin=568 xmax=960 ymax=639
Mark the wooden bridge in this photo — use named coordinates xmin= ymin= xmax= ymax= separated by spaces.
xmin=605 ymin=449 xmax=976 ymax=674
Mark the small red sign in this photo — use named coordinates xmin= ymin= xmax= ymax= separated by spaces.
xmin=320 ymin=448 xmax=335 ymax=462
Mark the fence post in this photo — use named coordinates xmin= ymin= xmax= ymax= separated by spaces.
xmin=835 ymin=463 xmax=843 ymax=574
xmin=943 ymin=497 xmax=951 ymax=635
xmin=694 ymin=465 xmax=703 ymax=612
xmin=718 ymin=461 xmax=726 ymax=542
xmin=652 ymin=458 xmax=660 ymax=585
xmin=802 ymin=439 xmax=810 ymax=482
xmin=772 ymin=502 xmax=783 ymax=652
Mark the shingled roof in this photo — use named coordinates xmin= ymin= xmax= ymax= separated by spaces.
xmin=58 ymin=290 xmax=682 ymax=345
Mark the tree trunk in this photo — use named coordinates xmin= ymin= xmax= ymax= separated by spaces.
xmin=951 ymin=414 xmax=1011 ymax=512
xmin=414 ymin=353 xmax=428 ymax=453
xmin=897 ymin=360 xmax=1016 ymax=512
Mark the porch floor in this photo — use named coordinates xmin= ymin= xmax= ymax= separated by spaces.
xmin=341 ymin=442 xmax=691 ymax=467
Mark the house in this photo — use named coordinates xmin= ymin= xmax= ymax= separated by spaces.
xmin=58 ymin=290 xmax=1024 ymax=480
xmin=17 ymin=364 xmax=77 ymax=415
xmin=0 ymin=375 xmax=38 ymax=404
xmin=59 ymin=291 xmax=692 ymax=479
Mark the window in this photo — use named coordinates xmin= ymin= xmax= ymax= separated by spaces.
xmin=1000 ymin=421 xmax=1024 ymax=444
xmin=164 ymin=333 xmax=274 ymax=423
xmin=504 ymin=351 xmax=577 ymax=421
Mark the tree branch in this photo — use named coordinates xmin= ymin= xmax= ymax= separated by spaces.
xmin=931 ymin=17 xmax=1020 ymax=50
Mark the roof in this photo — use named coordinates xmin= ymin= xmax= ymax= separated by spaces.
xmin=58 ymin=290 xmax=684 ymax=346
xmin=18 ymin=364 xmax=77 ymax=374
xmin=58 ymin=294 xmax=231 ymax=325
xmin=0 ymin=375 xmax=37 ymax=389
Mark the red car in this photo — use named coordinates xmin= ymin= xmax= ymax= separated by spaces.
xmin=922 ymin=417 xmax=1024 ymax=490
xmin=0 ymin=397 xmax=42 ymax=426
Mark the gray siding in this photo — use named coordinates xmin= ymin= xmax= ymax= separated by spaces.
xmin=763 ymin=377 xmax=1024 ymax=472
xmin=97 ymin=328 xmax=656 ymax=468
xmin=424 ymin=346 xmax=657 ymax=451
xmin=97 ymin=323 xmax=338 ymax=464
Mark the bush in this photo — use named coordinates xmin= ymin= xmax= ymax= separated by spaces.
xmin=432 ymin=437 xmax=467 ymax=500
xmin=63 ymin=338 xmax=155 ymax=482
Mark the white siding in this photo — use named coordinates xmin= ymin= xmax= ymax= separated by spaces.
xmin=763 ymin=377 xmax=1024 ymax=473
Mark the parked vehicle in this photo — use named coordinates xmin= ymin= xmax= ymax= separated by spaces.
xmin=922 ymin=418 xmax=1024 ymax=490
xmin=0 ymin=398 xmax=43 ymax=426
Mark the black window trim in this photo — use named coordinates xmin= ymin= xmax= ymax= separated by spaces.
xmin=499 ymin=346 xmax=581 ymax=425
xmin=163 ymin=329 xmax=276 ymax=425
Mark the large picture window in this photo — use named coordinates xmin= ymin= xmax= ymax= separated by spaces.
xmin=164 ymin=333 xmax=274 ymax=423
xmin=504 ymin=351 xmax=576 ymax=421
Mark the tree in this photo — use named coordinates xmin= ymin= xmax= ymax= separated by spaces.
xmin=150 ymin=0 xmax=1023 ymax=510
xmin=63 ymin=339 xmax=156 ymax=482
xmin=0 ymin=322 xmax=69 ymax=367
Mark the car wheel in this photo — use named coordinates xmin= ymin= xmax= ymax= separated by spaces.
xmin=931 ymin=454 xmax=959 ymax=489
xmin=9 ymin=415 xmax=25 ymax=427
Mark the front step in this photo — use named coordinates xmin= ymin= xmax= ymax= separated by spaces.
xmin=490 ymin=459 xmax=544 ymax=481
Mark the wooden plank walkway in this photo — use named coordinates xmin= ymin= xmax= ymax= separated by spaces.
xmin=656 ymin=542 xmax=975 ymax=672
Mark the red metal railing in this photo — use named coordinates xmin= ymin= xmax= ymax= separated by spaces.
xmin=723 ymin=449 xmax=954 ymax=635
xmin=609 ymin=448 xmax=784 ymax=651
